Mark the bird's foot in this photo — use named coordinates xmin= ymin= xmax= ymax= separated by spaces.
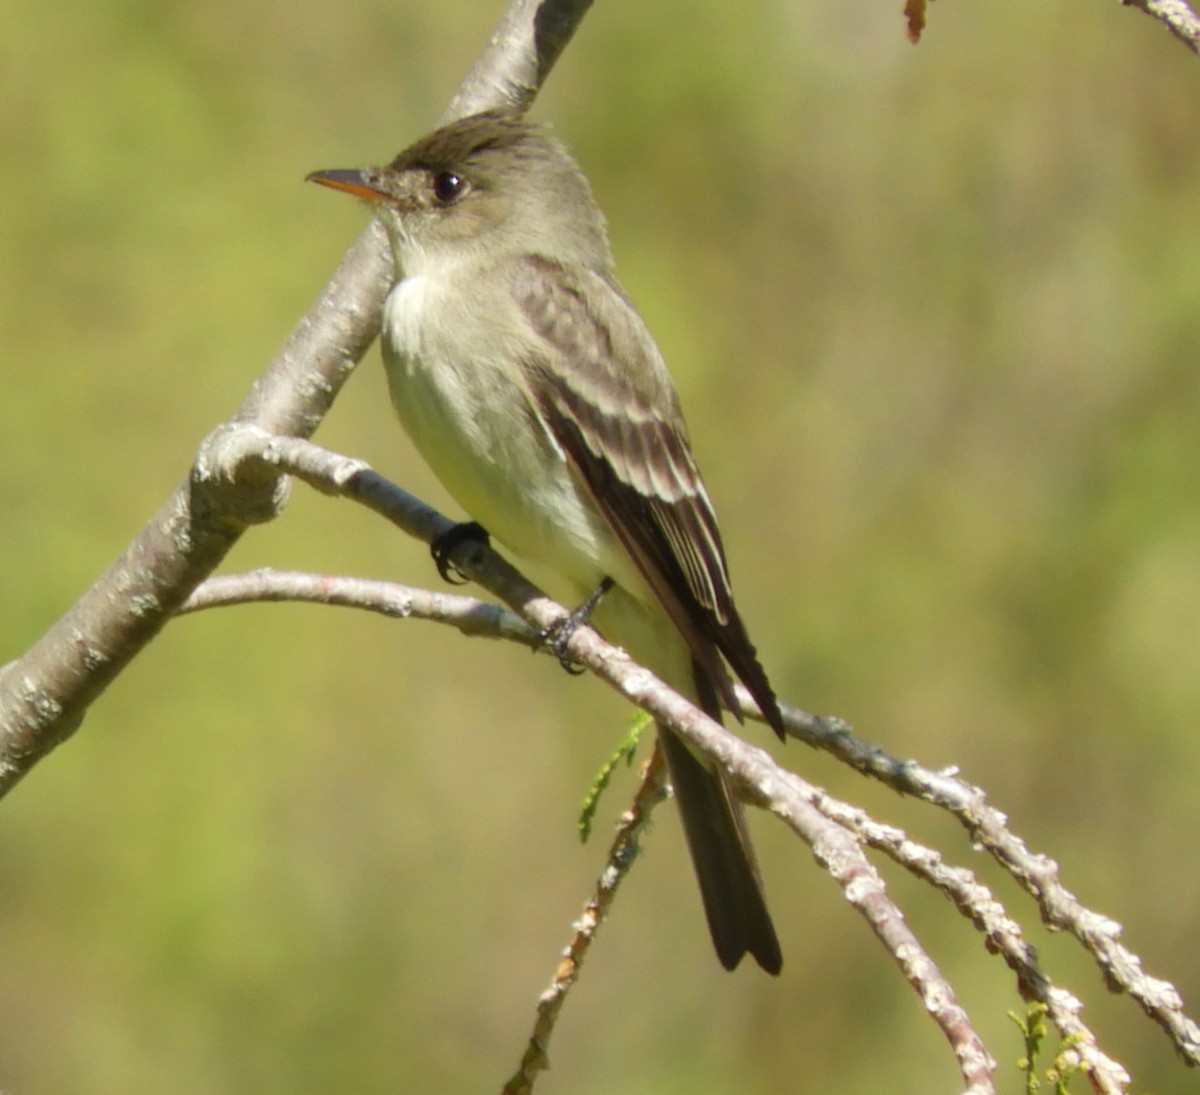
xmin=430 ymin=521 xmax=490 ymax=584
xmin=540 ymin=577 xmax=615 ymax=674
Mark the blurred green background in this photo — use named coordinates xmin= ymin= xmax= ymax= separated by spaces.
xmin=3 ymin=0 xmax=1199 ymax=1091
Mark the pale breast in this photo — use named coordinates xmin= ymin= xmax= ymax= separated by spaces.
xmin=381 ymin=272 xmax=637 ymax=596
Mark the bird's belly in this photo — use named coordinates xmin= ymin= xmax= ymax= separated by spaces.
xmin=383 ymin=288 xmax=634 ymax=595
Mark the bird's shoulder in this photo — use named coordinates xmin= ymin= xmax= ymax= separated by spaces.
xmin=499 ymin=254 xmax=683 ymax=422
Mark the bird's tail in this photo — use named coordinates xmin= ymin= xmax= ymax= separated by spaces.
xmin=657 ymin=665 xmax=781 ymax=974
xmin=593 ymin=587 xmax=781 ymax=973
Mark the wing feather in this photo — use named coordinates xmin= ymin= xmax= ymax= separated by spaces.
xmin=512 ymin=255 xmax=783 ymax=737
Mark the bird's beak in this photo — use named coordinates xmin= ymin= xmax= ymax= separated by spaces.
xmin=305 ymin=168 xmax=389 ymax=203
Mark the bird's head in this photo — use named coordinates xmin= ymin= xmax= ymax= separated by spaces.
xmin=307 ymin=110 xmax=610 ymax=274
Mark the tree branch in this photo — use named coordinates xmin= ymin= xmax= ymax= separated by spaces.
xmin=0 ymin=0 xmax=594 ymax=797
xmin=770 ymin=693 xmax=1200 ymax=1068
xmin=181 ymin=549 xmax=1199 ymax=1087
xmin=181 ymin=568 xmax=535 ymax=647
xmin=504 ymin=746 xmax=670 ymax=1095
xmin=1124 ymin=0 xmax=1200 ymax=54
xmin=173 ymin=429 xmax=1200 ymax=1091
xmin=169 ymin=430 xmax=998 ymax=1087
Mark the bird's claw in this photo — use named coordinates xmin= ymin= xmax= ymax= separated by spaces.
xmin=539 ymin=577 xmax=614 ymax=674
xmin=430 ymin=521 xmax=489 ymax=584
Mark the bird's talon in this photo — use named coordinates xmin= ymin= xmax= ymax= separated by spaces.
xmin=430 ymin=521 xmax=489 ymax=584
xmin=540 ymin=577 xmax=614 ymax=674
xmin=539 ymin=618 xmax=586 ymax=673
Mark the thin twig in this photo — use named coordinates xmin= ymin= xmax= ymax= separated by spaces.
xmin=503 ymin=748 xmax=669 ymax=1095
xmin=183 ymin=430 xmax=1001 ymax=1090
xmin=182 ymin=568 xmax=535 ymax=647
xmin=810 ymin=785 xmax=1132 ymax=1093
xmin=1123 ymin=0 xmax=1200 ymax=54
xmin=188 ymin=556 xmax=1147 ymax=1092
xmin=754 ymin=691 xmax=1200 ymax=1069
xmin=192 ymin=426 xmax=1200 ymax=1087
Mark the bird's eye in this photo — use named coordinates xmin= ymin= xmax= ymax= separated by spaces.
xmin=431 ymin=171 xmax=466 ymax=204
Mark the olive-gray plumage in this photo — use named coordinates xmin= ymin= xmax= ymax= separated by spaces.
xmin=309 ymin=111 xmax=783 ymax=973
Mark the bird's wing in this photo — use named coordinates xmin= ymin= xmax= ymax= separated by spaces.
xmin=510 ymin=255 xmax=783 ymax=736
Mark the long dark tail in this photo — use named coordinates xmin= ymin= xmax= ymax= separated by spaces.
xmin=658 ymin=673 xmax=781 ymax=974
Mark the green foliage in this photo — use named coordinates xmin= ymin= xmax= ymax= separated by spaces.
xmin=1010 ymin=1004 xmax=1087 ymax=1094
xmin=577 ymin=712 xmax=650 ymax=842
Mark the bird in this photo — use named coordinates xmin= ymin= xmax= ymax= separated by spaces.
xmin=308 ymin=109 xmax=785 ymax=973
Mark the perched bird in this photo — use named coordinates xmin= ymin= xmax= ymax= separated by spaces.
xmin=309 ymin=110 xmax=785 ymax=973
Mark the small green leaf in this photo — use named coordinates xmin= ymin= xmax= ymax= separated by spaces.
xmin=577 ymin=712 xmax=651 ymax=842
